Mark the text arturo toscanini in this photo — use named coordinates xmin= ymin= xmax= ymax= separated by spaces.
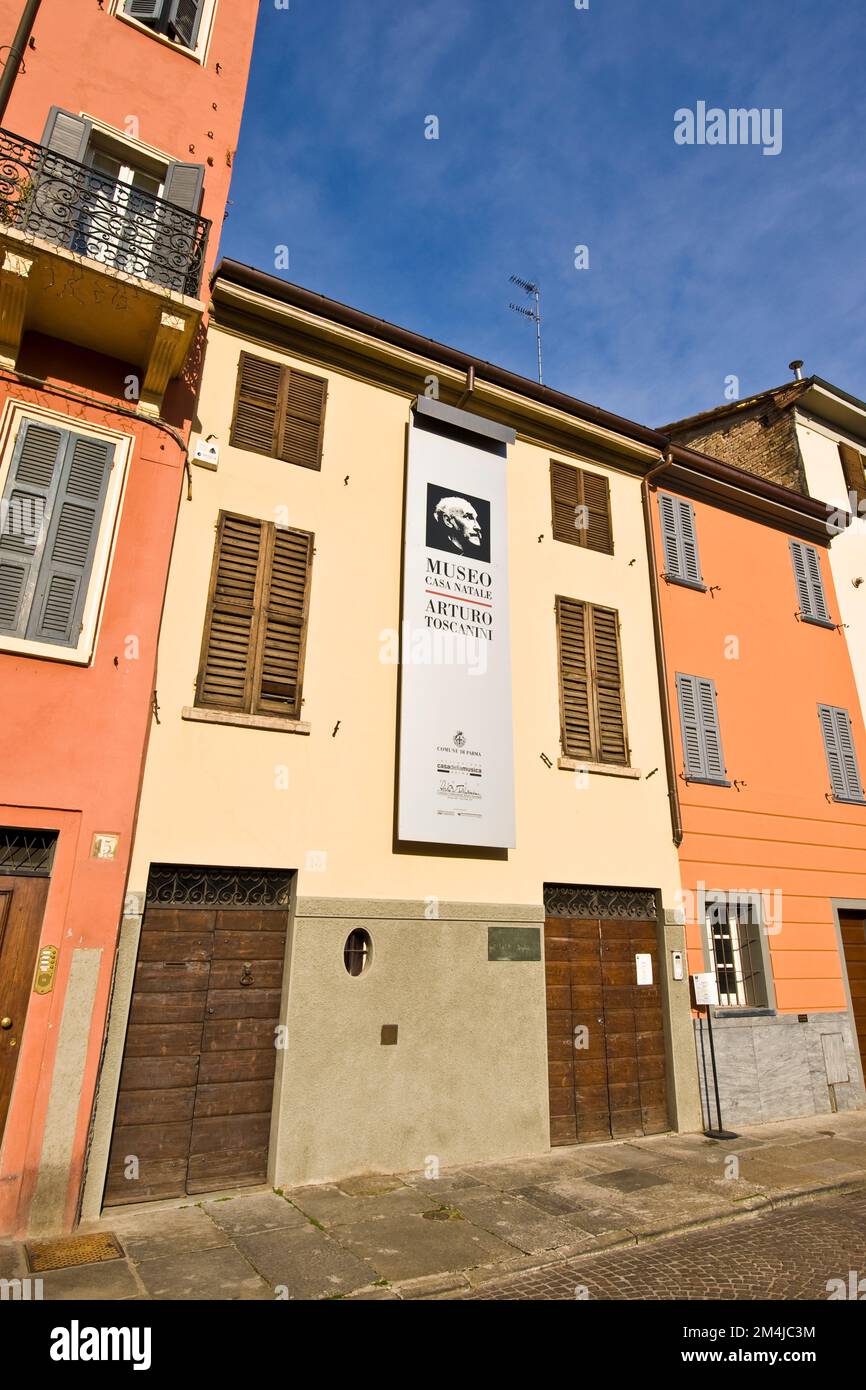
xmin=424 ymin=558 xmax=494 ymax=640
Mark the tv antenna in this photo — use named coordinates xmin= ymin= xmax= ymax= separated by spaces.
xmin=509 ymin=274 xmax=543 ymax=384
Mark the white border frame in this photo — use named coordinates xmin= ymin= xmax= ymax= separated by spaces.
xmin=110 ymin=0 xmax=219 ymax=67
xmin=0 ymin=399 xmax=133 ymax=666
xmin=81 ymin=114 xmax=174 ymax=177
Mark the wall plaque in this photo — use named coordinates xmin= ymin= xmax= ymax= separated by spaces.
xmin=487 ymin=927 xmax=541 ymax=962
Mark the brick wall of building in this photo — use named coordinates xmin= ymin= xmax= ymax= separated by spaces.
xmin=671 ymin=388 xmax=807 ymax=494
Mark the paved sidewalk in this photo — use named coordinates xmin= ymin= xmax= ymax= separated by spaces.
xmin=3 ymin=1109 xmax=866 ymax=1300
xmin=461 ymin=1188 xmax=866 ymax=1300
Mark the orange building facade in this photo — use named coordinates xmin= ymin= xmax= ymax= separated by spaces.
xmin=650 ymin=452 xmax=866 ymax=1128
xmin=0 ymin=0 xmax=257 ymax=1237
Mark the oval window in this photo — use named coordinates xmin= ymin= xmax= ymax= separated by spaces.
xmin=344 ymin=928 xmax=372 ymax=977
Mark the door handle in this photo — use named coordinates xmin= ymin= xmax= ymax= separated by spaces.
xmin=1 ymin=1017 xmax=12 ymax=1030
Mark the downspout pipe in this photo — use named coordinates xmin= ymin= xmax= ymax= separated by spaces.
xmin=642 ymin=452 xmax=683 ymax=847
xmin=0 ymin=0 xmax=41 ymax=124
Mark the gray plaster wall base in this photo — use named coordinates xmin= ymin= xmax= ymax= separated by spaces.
xmin=273 ymin=897 xmax=551 ymax=1189
xmin=693 ymin=1010 xmax=866 ymax=1129
xmin=28 ymin=948 xmax=102 ymax=1236
xmin=79 ymin=904 xmax=144 ymax=1225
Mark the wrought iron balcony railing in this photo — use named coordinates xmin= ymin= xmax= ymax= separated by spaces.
xmin=0 ymin=127 xmax=210 ymax=297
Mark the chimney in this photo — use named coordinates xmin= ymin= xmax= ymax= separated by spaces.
xmin=789 ymin=359 xmax=804 ymax=381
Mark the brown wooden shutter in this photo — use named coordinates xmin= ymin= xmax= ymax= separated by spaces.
xmin=556 ymin=597 xmax=593 ymax=760
xmin=197 ymin=513 xmax=265 ymax=711
xmin=590 ymin=604 xmax=628 ymax=763
xmin=230 ymin=353 xmax=327 ymax=470
xmin=230 ymin=354 xmax=282 ymax=456
xmin=550 ymin=460 xmax=612 ymax=553
xmin=253 ymin=526 xmax=313 ymax=717
xmin=839 ymin=443 xmax=866 ymax=510
xmin=582 ymin=468 xmax=613 ymax=554
xmin=197 ymin=512 xmax=313 ymax=719
xmin=277 ymin=368 xmax=328 ymax=471
xmin=556 ymin=597 xmax=628 ymax=765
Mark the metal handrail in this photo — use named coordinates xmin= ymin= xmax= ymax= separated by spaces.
xmin=0 ymin=126 xmax=210 ymax=296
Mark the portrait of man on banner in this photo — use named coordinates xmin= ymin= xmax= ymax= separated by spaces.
xmin=425 ymin=482 xmax=491 ymax=563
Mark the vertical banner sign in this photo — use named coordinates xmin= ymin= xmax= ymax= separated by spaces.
xmin=398 ymin=415 xmax=515 ymax=847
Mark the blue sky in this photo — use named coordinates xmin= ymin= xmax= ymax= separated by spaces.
xmin=222 ymin=0 xmax=866 ymax=428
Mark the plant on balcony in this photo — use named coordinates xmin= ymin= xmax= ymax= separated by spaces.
xmin=0 ymin=172 xmax=33 ymax=229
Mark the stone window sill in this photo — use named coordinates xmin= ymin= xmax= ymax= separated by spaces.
xmin=182 ymin=706 xmax=310 ymax=735
xmin=710 ymin=1007 xmax=776 ymax=1021
xmin=114 ymin=10 xmax=206 ymax=64
xmin=663 ymin=574 xmax=707 ymax=593
xmin=557 ymin=757 xmax=641 ymax=779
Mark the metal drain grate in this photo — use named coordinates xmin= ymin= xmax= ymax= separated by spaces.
xmin=25 ymin=1231 xmax=123 ymax=1273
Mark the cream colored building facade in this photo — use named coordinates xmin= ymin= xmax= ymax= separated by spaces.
xmin=82 ymin=263 xmax=702 ymax=1217
xmin=793 ymin=385 xmax=866 ymax=719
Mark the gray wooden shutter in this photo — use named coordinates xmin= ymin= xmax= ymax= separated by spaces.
xmin=0 ymin=422 xmax=67 ymax=635
xmin=677 ymin=673 xmax=726 ymax=782
xmin=819 ymin=704 xmax=864 ymax=802
xmin=162 ymin=161 xmax=205 ymax=213
xmin=678 ymin=498 xmax=702 ymax=584
xmin=126 ymin=0 xmax=165 ymax=19
xmin=169 ymin=0 xmax=205 ymax=48
xmin=27 ymin=434 xmax=114 ymax=646
xmin=40 ymin=108 xmax=92 ymax=163
xmin=658 ymin=492 xmax=681 ymax=578
xmin=659 ymin=492 xmax=702 ymax=585
xmin=790 ymin=540 xmax=830 ymax=624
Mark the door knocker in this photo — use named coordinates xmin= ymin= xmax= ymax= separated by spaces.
xmin=240 ymin=962 xmax=254 ymax=987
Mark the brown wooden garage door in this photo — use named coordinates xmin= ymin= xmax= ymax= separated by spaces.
xmin=839 ymin=911 xmax=866 ymax=1079
xmin=104 ymin=890 xmax=289 ymax=1206
xmin=545 ymin=915 xmax=668 ymax=1144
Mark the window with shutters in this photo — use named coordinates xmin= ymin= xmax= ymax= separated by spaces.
xmin=838 ymin=442 xmax=866 ymax=512
xmin=658 ymin=492 xmax=705 ymax=589
xmin=790 ymin=540 xmax=833 ymax=627
xmin=117 ymin=0 xmax=216 ymax=57
xmin=818 ymin=704 xmax=865 ymax=804
xmin=196 ymin=511 xmax=314 ymax=721
xmin=230 ymin=353 xmax=328 ymax=470
xmin=0 ymin=411 xmax=126 ymax=659
xmin=704 ymin=893 xmax=770 ymax=1009
xmin=555 ymin=597 xmax=629 ymax=765
xmin=676 ymin=673 xmax=729 ymax=785
xmin=550 ymin=460 xmax=613 ymax=553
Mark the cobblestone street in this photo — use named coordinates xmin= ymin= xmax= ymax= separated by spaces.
xmin=463 ymin=1189 xmax=866 ymax=1300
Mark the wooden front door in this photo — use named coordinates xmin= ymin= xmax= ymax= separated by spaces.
xmin=0 ymin=874 xmax=50 ymax=1144
xmin=545 ymin=915 xmax=668 ymax=1145
xmin=104 ymin=904 xmax=288 ymax=1206
xmin=839 ymin=911 xmax=866 ymax=1081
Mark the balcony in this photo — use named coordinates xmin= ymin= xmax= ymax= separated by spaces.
xmin=0 ymin=127 xmax=211 ymax=412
